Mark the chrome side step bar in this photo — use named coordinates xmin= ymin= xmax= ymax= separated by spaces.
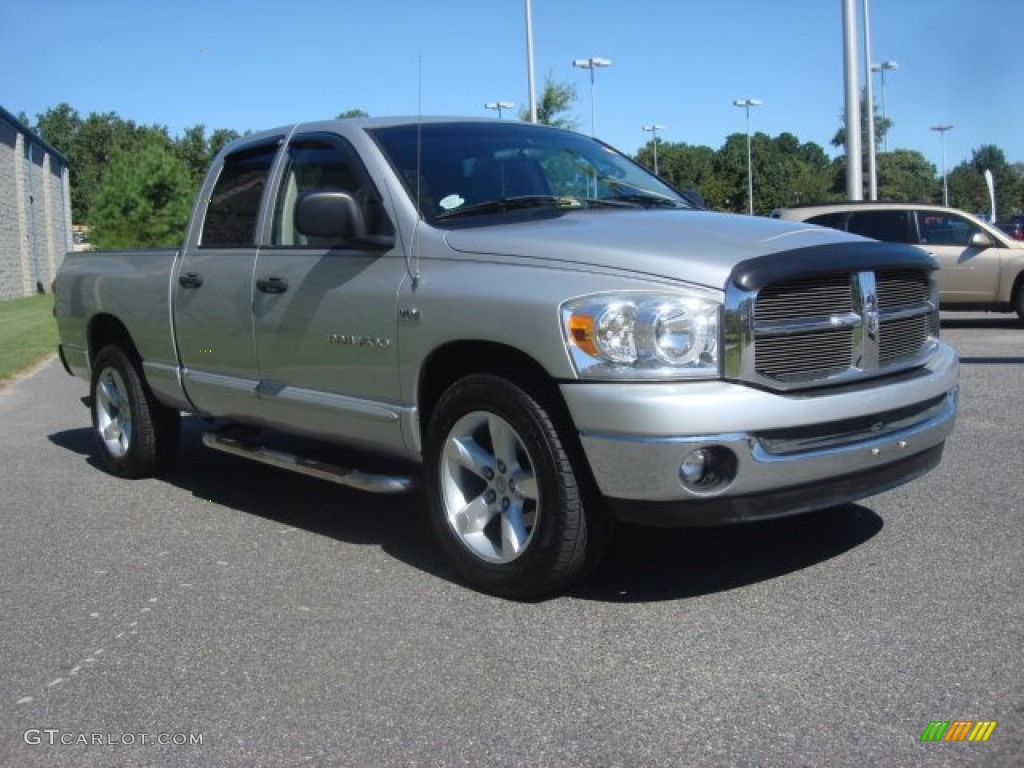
xmin=202 ymin=431 xmax=418 ymax=494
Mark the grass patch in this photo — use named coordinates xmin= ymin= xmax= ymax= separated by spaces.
xmin=0 ymin=294 xmax=59 ymax=384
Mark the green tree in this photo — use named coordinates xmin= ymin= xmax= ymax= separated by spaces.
xmin=90 ymin=135 xmax=193 ymax=249
xmin=208 ymin=128 xmax=241 ymax=160
xmin=521 ymin=75 xmax=577 ymax=129
xmin=34 ymin=103 xmax=82 ymax=155
xmin=639 ymin=141 xmax=717 ymax=197
xmin=948 ymin=145 xmax=1023 ymax=218
xmin=831 ymin=92 xmax=893 ymax=152
xmin=175 ymin=124 xmax=210 ymax=189
xmin=65 ymin=112 xmax=151 ymax=223
xmin=877 ymin=150 xmax=936 ymax=201
xmin=337 ymin=108 xmax=369 ymax=119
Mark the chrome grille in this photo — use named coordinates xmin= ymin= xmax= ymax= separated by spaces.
xmin=725 ymin=267 xmax=938 ymax=391
xmin=876 ymin=269 xmax=930 ymax=309
xmin=756 ymin=275 xmax=853 ymax=321
xmin=880 ymin=314 xmax=929 ymax=362
xmin=755 ymin=329 xmax=853 ymax=379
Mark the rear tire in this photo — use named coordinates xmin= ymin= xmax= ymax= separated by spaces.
xmin=424 ymin=374 xmax=603 ymax=599
xmin=90 ymin=345 xmax=179 ymax=478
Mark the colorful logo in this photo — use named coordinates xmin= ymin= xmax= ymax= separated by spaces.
xmin=921 ymin=720 xmax=997 ymax=742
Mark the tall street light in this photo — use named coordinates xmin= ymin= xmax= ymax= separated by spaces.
xmin=871 ymin=60 xmax=899 ymax=151
xmin=642 ymin=124 xmax=665 ymax=175
xmin=863 ymin=0 xmax=878 ymax=200
xmin=524 ymin=0 xmax=537 ymax=122
xmin=485 ymin=101 xmax=516 ymax=119
xmin=573 ymin=57 xmax=612 ymax=136
xmin=841 ymin=0 xmax=862 ymax=200
xmin=931 ymin=124 xmax=953 ymax=206
xmin=733 ymin=98 xmax=761 ymax=215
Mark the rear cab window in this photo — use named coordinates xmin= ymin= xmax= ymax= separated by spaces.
xmin=201 ymin=142 xmax=280 ymax=247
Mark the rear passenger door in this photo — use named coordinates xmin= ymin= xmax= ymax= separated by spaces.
xmin=252 ymin=132 xmax=405 ymax=448
xmin=913 ymin=209 xmax=1001 ymax=303
xmin=174 ymin=139 xmax=281 ymax=419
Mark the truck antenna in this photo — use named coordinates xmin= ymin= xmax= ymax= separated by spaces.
xmin=408 ymin=55 xmax=424 ymax=284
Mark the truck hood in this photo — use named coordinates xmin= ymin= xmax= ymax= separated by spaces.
xmin=444 ymin=209 xmax=858 ymax=290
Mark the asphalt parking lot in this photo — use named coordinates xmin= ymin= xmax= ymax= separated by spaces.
xmin=1 ymin=312 xmax=1020 ymax=767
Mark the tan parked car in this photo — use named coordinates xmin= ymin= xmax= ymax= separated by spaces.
xmin=773 ymin=202 xmax=1024 ymax=320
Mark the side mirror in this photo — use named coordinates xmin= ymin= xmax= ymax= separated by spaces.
xmin=294 ymin=191 xmax=394 ymax=250
xmin=295 ymin=191 xmax=365 ymax=240
xmin=969 ymin=231 xmax=993 ymax=249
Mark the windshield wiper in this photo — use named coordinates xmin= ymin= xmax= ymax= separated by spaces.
xmin=606 ymin=193 xmax=687 ymax=209
xmin=435 ymin=195 xmax=577 ymax=220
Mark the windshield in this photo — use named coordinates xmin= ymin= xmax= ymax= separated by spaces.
xmin=369 ymin=121 xmax=692 ymax=224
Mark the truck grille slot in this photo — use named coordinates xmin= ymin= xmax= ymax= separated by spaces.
xmin=755 ymin=276 xmax=852 ymax=321
xmin=880 ymin=314 xmax=930 ymax=362
xmin=876 ymin=269 xmax=930 ymax=308
xmin=755 ymin=329 xmax=853 ymax=379
xmin=727 ymin=266 xmax=938 ymax=391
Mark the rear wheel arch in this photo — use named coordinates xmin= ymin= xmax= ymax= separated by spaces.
xmin=88 ymin=314 xmax=140 ymax=368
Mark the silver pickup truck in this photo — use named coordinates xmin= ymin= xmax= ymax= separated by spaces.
xmin=54 ymin=117 xmax=959 ymax=597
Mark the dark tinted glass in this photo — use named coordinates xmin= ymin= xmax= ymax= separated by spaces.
xmin=806 ymin=212 xmax=846 ymax=229
xmin=917 ymin=211 xmax=979 ymax=246
xmin=846 ymin=210 xmax=911 ymax=242
xmin=201 ymin=143 xmax=279 ymax=247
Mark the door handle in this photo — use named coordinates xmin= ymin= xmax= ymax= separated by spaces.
xmin=256 ymin=276 xmax=289 ymax=294
xmin=178 ymin=272 xmax=203 ymax=289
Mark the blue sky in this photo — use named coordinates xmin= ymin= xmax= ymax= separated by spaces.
xmin=2 ymin=0 xmax=1021 ymax=174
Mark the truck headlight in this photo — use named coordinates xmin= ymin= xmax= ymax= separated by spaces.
xmin=561 ymin=291 xmax=721 ymax=380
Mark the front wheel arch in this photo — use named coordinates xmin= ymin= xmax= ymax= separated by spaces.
xmin=423 ymin=373 xmax=610 ymax=599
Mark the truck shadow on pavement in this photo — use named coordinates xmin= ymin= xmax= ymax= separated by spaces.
xmin=49 ymin=416 xmax=884 ymax=604
xmin=574 ymin=506 xmax=882 ymax=603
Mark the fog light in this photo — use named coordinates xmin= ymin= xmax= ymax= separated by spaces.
xmin=680 ymin=449 xmax=710 ymax=485
xmin=678 ymin=446 xmax=737 ymax=494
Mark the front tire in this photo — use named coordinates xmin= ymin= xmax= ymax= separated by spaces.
xmin=90 ymin=345 xmax=179 ymax=478
xmin=424 ymin=374 xmax=599 ymax=598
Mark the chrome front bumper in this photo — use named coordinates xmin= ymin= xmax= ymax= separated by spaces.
xmin=561 ymin=343 xmax=958 ymax=526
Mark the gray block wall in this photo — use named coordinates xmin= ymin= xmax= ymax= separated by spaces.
xmin=0 ymin=106 xmax=72 ymax=301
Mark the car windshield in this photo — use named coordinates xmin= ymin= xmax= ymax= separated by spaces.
xmin=369 ymin=121 xmax=692 ymax=224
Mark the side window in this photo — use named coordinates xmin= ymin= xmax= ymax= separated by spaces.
xmin=271 ymin=135 xmax=390 ymax=247
xmin=846 ymin=210 xmax=911 ymax=243
xmin=917 ymin=211 xmax=979 ymax=246
xmin=201 ymin=143 xmax=279 ymax=247
xmin=806 ymin=212 xmax=847 ymax=230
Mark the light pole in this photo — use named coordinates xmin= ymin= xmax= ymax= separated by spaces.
xmin=524 ymin=0 xmax=537 ymax=123
xmin=841 ymin=0 xmax=862 ymax=200
xmin=871 ymin=60 xmax=898 ymax=151
xmin=572 ymin=57 xmax=611 ymax=136
xmin=642 ymin=124 xmax=665 ymax=176
xmin=931 ymin=124 xmax=953 ymax=206
xmin=484 ymin=101 xmax=516 ymax=120
xmin=863 ymin=0 xmax=878 ymax=200
xmin=733 ymin=98 xmax=761 ymax=215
